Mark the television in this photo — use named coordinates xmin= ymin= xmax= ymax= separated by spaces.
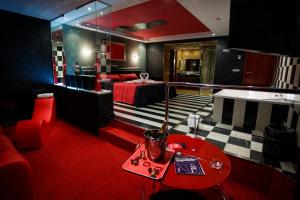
xmin=229 ymin=0 xmax=300 ymax=56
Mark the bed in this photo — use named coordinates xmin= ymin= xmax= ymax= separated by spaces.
xmin=100 ymin=74 xmax=176 ymax=107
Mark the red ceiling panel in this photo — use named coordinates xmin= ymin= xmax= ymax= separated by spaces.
xmin=86 ymin=0 xmax=210 ymax=40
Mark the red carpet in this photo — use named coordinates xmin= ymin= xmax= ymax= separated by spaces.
xmin=22 ymin=120 xmax=153 ymax=200
xmin=20 ymin=120 xmax=295 ymax=200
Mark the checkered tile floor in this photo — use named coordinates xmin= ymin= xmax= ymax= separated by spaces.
xmin=114 ymin=93 xmax=297 ymax=178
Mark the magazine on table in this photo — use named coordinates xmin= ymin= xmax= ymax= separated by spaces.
xmin=174 ymin=155 xmax=205 ymax=175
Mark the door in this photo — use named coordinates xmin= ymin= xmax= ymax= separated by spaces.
xmin=169 ymin=49 xmax=176 ymax=81
xmin=242 ymin=52 xmax=276 ymax=86
xmin=202 ymin=47 xmax=216 ymax=84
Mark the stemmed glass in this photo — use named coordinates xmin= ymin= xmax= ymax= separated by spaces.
xmin=188 ymin=114 xmax=200 ymax=138
xmin=210 ymin=158 xmax=223 ymax=170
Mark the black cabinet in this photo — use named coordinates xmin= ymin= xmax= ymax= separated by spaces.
xmin=229 ymin=0 xmax=300 ymax=56
xmin=176 ymin=73 xmax=200 ymax=83
xmin=53 ymin=85 xmax=114 ymax=134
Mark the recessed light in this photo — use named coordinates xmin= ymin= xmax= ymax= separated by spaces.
xmin=100 ymin=12 xmax=104 ymax=15
xmin=87 ymin=23 xmax=90 ymax=26
xmin=57 ymin=41 xmax=60 ymax=44
xmin=88 ymin=7 xmax=92 ymax=11
xmin=212 ymin=33 xmax=216 ymax=36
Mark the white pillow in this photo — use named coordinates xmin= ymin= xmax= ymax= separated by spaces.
xmin=37 ymin=93 xmax=53 ymax=98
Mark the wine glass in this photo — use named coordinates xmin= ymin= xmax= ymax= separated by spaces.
xmin=188 ymin=114 xmax=200 ymax=138
xmin=210 ymin=158 xmax=223 ymax=170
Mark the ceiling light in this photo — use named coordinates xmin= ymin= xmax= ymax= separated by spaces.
xmin=87 ymin=23 xmax=90 ymax=26
xmin=212 ymin=33 xmax=216 ymax=36
xmin=57 ymin=41 xmax=60 ymax=44
xmin=88 ymin=7 xmax=92 ymax=11
xmin=100 ymin=12 xmax=104 ymax=15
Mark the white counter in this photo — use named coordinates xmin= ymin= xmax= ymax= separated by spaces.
xmin=212 ymin=89 xmax=300 ymax=135
xmin=213 ymin=89 xmax=300 ymax=106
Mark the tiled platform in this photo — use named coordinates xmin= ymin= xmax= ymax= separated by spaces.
xmin=113 ymin=93 xmax=297 ymax=178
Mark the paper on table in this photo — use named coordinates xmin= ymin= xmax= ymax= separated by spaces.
xmin=175 ymin=155 xmax=205 ymax=176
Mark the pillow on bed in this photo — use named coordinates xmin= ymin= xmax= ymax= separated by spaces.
xmin=119 ymin=73 xmax=138 ymax=81
xmin=100 ymin=74 xmax=121 ymax=81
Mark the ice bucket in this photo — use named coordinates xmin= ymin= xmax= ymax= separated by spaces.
xmin=144 ymin=129 xmax=166 ymax=163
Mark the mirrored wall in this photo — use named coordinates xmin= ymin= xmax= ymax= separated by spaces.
xmin=50 ymin=1 xmax=111 ymax=91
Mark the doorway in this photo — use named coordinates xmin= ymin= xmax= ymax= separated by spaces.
xmin=163 ymin=41 xmax=217 ymax=96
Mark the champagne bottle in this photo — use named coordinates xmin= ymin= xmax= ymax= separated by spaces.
xmin=158 ymin=120 xmax=168 ymax=138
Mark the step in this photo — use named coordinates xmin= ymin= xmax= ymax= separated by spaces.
xmin=100 ymin=126 xmax=143 ymax=145
xmin=109 ymin=119 xmax=145 ymax=138
xmin=99 ymin=119 xmax=145 ymax=151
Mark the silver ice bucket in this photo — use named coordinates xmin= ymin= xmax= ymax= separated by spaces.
xmin=144 ymin=129 xmax=166 ymax=163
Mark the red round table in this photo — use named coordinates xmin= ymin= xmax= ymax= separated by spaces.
xmin=163 ymin=134 xmax=231 ymax=190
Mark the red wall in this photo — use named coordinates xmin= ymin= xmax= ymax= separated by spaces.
xmin=242 ymin=52 xmax=276 ymax=87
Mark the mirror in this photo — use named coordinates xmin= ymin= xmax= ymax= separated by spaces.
xmin=185 ymin=59 xmax=200 ymax=72
xmin=50 ymin=1 xmax=112 ymax=90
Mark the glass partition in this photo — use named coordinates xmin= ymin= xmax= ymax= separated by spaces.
xmin=50 ymin=1 xmax=111 ymax=91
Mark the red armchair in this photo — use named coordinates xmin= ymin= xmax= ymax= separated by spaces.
xmin=0 ymin=132 xmax=33 ymax=200
xmin=16 ymin=95 xmax=56 ymax=150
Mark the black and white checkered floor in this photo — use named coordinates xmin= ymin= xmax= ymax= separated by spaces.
xmin=114 ymin=94 xmax=297 ymax=177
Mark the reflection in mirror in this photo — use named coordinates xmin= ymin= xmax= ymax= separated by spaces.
xmin=50 ymin=1 xmax=111 ymax=91
xmin=51 ymin=17 xmax=65 ymax=86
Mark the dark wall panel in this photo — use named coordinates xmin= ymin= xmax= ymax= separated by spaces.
xmin=146 ymin=43 xmax=164 ymax=80
xmin=0 ymin=10 xmax=52 ymax=125
xmin=0 ymin=9 xmax=52 ymax=92
xmin=229 ymin=0 xmax=300 ymax=56
xmin=214 ymin=37 xmax=245 ymax=85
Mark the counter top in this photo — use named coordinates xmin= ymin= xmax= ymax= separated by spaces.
xmin=213 ymin=89 xmax=300 ymax=106
xmin=177 ymin=71 xmax=200 ymax=76
xmin=54 ymin=83 xmax=111 ymax=95
xmin=66 ymin=74 xmax=96 ymax=77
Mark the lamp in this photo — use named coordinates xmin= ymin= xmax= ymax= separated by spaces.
xmin=81 ymin=46 xmax=92 ymax=58
xmin=132 ymin=53 xmax=139 ymax=63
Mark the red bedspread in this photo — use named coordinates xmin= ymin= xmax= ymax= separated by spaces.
xmin=113 ymin=83 xmax=142 ymax=105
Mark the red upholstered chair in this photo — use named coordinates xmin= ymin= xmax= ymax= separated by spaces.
xmin=0 ymin=133 xmax=33 ymax=200
xmin=16 ymin=95 xmax=56 ymax=150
